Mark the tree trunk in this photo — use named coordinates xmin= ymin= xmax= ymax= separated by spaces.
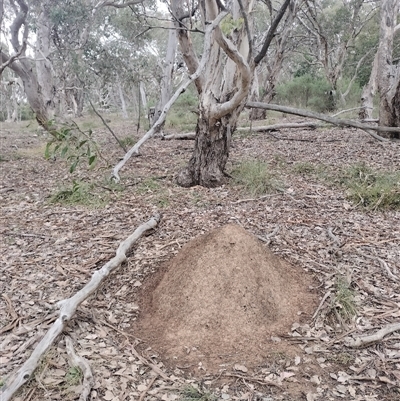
xmin=171 ymin=0 xmax=290 ymax=188
xmin=117 ymin=74 xmax=128 ymax=119
xmin=35 ymin=4 xmax=56 ymax=120
xmin=152 ymin=23 xmax=177 ymax=127
xmin=376 ymin=0 xmax=400 ymax=137
xmin=177 ymin=111 xmax=236 ymax=187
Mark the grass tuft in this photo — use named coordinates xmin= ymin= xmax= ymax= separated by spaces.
xmin=332 ymin=274 xmax=357 ymax=323
xmin=180 ymin=385 xmax=216 ymax=401
xmin=338 ymin=163 xmax=400 ymax=210
xmin=232 ymin=159 xmax=280 ymax=196
xmin=64 ymin=366 xmax=83 ymax=386
xmin=120 ymin=136 xmax=136 ymax=148
xmin=50 ymin=180 xmax=105 ymax=207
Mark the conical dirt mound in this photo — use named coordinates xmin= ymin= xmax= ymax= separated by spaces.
xmin=134 ymin=224 xmax=316 ymax=373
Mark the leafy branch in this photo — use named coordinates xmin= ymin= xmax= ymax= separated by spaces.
xmin=44 ymin=120 xmax=103 ymax=173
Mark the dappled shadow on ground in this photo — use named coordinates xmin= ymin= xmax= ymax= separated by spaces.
xmin=1 ymin=117 xmax=399 ymax=400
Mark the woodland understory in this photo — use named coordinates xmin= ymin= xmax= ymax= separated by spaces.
xmin=1 ymin=116 xmax=400 ymax=401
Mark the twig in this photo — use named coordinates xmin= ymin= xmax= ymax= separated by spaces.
xmin=65 ymin=336 xmax=93 ymax=401
xmin=4 ymin=232 xmax=48 ymax=239
xmin=2 ymin=294 xmax=18 ymax=320
xmin=129 ymin=346 xmax=171 ymax=381
xmin=0 ymin=188 xmax=14 ymax=193
xmin=138 ymin=375 xmax=158 ymax=401
xmin=312 ymin=290 xmax=332 ymax=321
xmin=346 ymin=322 xmax=400 ymax=347
xmin=224 ymin=373 xmax=282 ymax=388
xmin=327 ymin=227 xmax=340 ymax=245
xmin=87 ymin=97 xmax=127 ymax=152
xmin=233 ymin=193 xmax=280 ymax=204
xmin=258 ymin=226 xmax=280 ymax=243
xmin=357 ymin=250 xmax=398 ymax=281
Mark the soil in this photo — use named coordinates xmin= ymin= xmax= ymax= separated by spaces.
xmin=135 ymin=224 xmax=317 ymax=374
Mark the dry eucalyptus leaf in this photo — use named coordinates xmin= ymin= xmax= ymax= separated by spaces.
xmin=234 ymin=364 xmax=248 ymax=373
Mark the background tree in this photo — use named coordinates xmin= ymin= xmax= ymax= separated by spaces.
xmin=250 ymin=0 xmax=301 ymax=120
xmin=295 ymin=0 xmax=377 ymax=108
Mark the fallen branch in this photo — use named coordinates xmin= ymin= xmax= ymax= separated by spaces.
xmin=65 ymin=336 xmax=93 ymax=401
xmin=246 ymin=102 xmax=400 ymax=141
xmin=162 ymin=132 xmax=196 ymax=140
xmin=0 ymin=215 xmax=161 ymax=401
xmin=237 ymin=122 xmax=327 ymax=132
xmin=111 ymin=10 xmax=229 ymax=182
xmin=346 ymin=322 xmax=400 ymax=348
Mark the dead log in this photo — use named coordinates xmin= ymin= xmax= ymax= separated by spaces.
xmin=0 ymin=214 xmax=161 ymax=401
xmin=237 ymin=122 xmax=327 ymax=132
xmin=161 ymin=123 xmax=327 ymax=140
xmin=162 ymin=132 xmax=196 ymax=140
xmin=246 ymin=102 xmax=400 ymax=141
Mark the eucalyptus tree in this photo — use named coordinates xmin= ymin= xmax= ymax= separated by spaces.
xmin=250 ymin=0 xmax=301 ymax=119
xmin=170 ymin=0 xmax=291 ymax=188
xmin=0 ymin=0 xmax=146 ymax=129
xmin=295 ymin=0 xmax=377 ymax=103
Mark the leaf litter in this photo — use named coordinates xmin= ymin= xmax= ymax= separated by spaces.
xmin=0 ymin=119 xmax=399 ymax=400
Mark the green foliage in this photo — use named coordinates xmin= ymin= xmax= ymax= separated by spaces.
xmin=65 ymin=366 xmax=83 ymax=386
xmin=221 ymin=14 xmax=244 ymax=36
xmin=136 ymin=178 xmax=160 ymax=194
xmin=338 ymin=163 xmax=400 ymax=210
xmin=332 ymin=275 xmax=357 ymax=323
xmin=166 ymin=89 xmax=198 ymax=130
xmin=45 ymin=121 xmax=99 ymax=173
xmin=50 ymin=180 xmax=104 ymax=206
xmin=326 ymin=352 xmax=354 ymax=366
xmin=119 ymin=135 xmax=136 ymax=148
xmin=232 ymin=159 xmax=280 ymax=196
xmin=20 ymin=104 xmax=35 ymax=121
xmin=276 ymin=74 xmax=335 ymax=112
xmin=180 ymin=385 xmax=216 ymax=401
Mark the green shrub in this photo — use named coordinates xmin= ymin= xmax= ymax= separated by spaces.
xmin=276 ymin=74 xmax=335 ymax=112
xmin=120 ymin=135 xmax=136 ymax=148
xmin=166 ymin=87 xmax=198 ymax=130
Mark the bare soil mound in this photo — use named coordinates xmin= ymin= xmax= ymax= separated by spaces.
xmin=134 ymin=224 xmax=317 ymax=373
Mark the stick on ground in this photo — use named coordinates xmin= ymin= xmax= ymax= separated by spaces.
xmin=0 ymin=214 xmax=161 ymax=401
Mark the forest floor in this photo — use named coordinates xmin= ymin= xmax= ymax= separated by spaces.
xmin=1 ymin=114 xmax=400 ymax=401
